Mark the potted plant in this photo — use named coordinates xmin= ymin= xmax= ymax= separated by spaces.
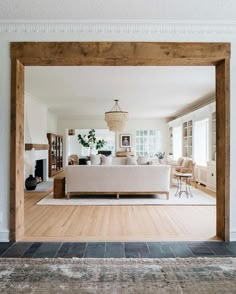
xmin=77 ymin=129 xmax=107 ymax=155
xmin=155 ymin=152 xmax=165 ymax=164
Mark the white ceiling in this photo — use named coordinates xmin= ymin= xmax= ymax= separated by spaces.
xmin=25 ymin=66 xmax=215 ymax=119
xmin=0 ymin=0 xmax=236 ymax=21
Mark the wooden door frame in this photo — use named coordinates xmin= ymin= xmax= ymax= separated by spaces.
xmin=10 ymin=42 xmax=230 ymax=241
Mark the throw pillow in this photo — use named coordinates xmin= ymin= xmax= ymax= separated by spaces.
xmin=137 ymin=155 xmax=150 ymax=165
xmin=90 ymin=154 xmax=101 ymax=165
xmin=126 ymin=156 xmax=138 ymax=165
xmin=101 ymin=154 xmax=112 ymax=165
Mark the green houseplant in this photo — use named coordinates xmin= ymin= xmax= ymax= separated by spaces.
xmin=155 ymin=152 xmax=165 ymax=164
xmin=77 ymin=129 xmax=107 ymax=154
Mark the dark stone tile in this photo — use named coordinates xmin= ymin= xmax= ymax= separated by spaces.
xmin=32 ymin=242 xmax=61 ymax=258
xmin=57 ymin=242 xmax=86 ymax=258
xmin=0 ymin=242 xmax=14 ymax=256
xmin=84 ymin=242 xmax=105 ymax=258
xmin=147 ymin=242 xmax=175 ymax=258
xmin=125 ymin=242 xmax=149 ymax=258
xmin=225 ymin=242 xmax=236 ymax=255
xmin=204 ymin=242 xmax=236 ymax=256
xmin=189 ymin=245 xmax=215 ymax=256
xmin=23 ymin=242 xmax=42 ymax=257
xmin=105 ymin=242 xmax=125 ymax=258
xmin=2 ymin=242 xmax=32 ymax=258
xmin=170 ymin=243 xmax=194 ymax=258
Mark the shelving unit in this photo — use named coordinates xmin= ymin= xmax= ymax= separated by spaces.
xmin=183 ymin=120 xmax=192 ymax=158
xmin=47 ymin=133 xmax=63 ymax=177
xmin=211 ymin=112 xmax=216 ymax=161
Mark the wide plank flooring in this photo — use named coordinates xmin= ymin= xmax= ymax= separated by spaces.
xmin=23 ymin=190 xmax=218 ymax=242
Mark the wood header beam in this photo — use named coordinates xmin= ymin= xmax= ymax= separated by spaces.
xmin=11 ymin=42 xmax=230 ymax=66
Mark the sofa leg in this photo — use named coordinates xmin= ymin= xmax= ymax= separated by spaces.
xmin=67 ymin=192 xmax=70 ymax=200
xmin=117 ymin=193 xmax=119 ymax=200
xmin=166 ymin=192 xmax=169 ymax=200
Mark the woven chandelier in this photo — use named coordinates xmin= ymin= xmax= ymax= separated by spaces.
xmin=105 ymin=100 xmax=128 ymax=132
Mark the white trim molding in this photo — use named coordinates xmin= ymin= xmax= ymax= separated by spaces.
xmin=0 ymin=20 xmax=236 ymax=35
xmin=0 ymin=230 xmax=10 ymax=242
xmin=230 ymin=229 xmax=236 ymax=241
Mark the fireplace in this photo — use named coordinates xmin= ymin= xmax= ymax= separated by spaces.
xmin=35 ymin=159 xmax=47 ymax=183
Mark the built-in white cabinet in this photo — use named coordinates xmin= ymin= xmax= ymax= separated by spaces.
xmin=168 ymin=101 xmax=216 ymax=191
xmin=207 ymin=161 xmax=216 ymax=192
xmin=183 ymin=120 xmax=192 ymax=158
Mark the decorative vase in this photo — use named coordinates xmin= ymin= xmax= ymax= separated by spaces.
xmin=25 ymin=174 xmax=37 ymax=190
xmin=89 ymin=145 xmax=96 ymax=155
xmin=159 ymin=158 xmax=164 ymax=164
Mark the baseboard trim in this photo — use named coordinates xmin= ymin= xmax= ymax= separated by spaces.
xmin=0 ymin=230 xmax=10 ymax=242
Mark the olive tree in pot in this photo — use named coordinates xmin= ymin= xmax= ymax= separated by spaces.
xmin=77 ymin=129 xmax=107 ymax=155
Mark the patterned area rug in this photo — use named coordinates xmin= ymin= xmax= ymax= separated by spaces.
xmin=0 ymin=258 xmax=236 ymax=293
xmin=37 ymin=186 xmax=216 ymax=206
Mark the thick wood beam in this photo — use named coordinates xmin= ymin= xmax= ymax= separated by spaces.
xmin=11 ymin=42 xmax=230 ymax=66
xmin=10 ymin=59 xmax=24 ymax=241
xmin=216 ymin=59 xmax=230 ymax=241
xmin=10 ymin=41 xmax=231 ymax=241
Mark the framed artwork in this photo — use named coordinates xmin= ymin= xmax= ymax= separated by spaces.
xmin=120 ymin=134 xmax=132 ymax=148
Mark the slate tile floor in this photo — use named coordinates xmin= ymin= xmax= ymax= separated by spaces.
xmin=0 ymin=242 xmax=236 ymax=258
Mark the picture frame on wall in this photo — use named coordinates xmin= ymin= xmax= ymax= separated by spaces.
xmin=120 ymin=134 xmax=132 ymax=148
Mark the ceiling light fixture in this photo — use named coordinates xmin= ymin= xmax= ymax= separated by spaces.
xmin=105 ymin=100 xmax=128 ymax=132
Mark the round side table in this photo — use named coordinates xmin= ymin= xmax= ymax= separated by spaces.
xmin=175 ymin=172 xmax=193 ymax=198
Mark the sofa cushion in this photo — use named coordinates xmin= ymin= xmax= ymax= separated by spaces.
xmin=137 ymin=155 xmax=150 ymax=165
xmin=112 ymin=157 xmax=127 ymax=165
xmin=101 ymin=155 xmax=112 ymax=165
xmin=127 ymin=156 xmax=138 ymax=165
xmin=148 ymin=158 xmax=160 ymax=165
xmin=90 ymin=154 xmax=101 ymax=165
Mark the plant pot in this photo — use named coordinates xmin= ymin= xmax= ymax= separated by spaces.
xmin=25 ymin=175 xmax=37 ymax=190
xmin=90 ymin=145 xmax=96 ymax=155
xmin=159 ymin=158 xmax=164 ymax=164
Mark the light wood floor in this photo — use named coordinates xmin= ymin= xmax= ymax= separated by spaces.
xmin=23 ymin=189 xmax=218 ymax=242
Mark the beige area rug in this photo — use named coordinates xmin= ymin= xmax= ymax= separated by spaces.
xmin=37 ymin=186 xmax=216 ymax=206
xmin=0 ymin=257 xmax=236 ymax=293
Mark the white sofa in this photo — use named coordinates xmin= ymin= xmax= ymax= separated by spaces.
xmin=65 ymin=164 xmax=171 ymax=200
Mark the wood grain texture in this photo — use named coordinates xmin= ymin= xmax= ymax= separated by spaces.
xmin=216 ymin=59 xmax=230 ymax=240
xmin=10 ymin=59 xmax=24 ymax=240
xmin=25 ymin=144 xmax=49 ymax=150
xmin=10 ymin=41 xmax=230 ymax=241
xmin=10 ymin=42 xmax=230 ymax=66
xmin=23 ymin=191 xmax=218 ymax=242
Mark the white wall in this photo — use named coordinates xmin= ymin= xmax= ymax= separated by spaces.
xmin=0 ymin=22 xmax=236 ymax=241
xmin=24 ymin=93 xmax=58 ymax=182
xmin=25 ymin=93 xmax=48 ymax=144
xmin=59 ymin=117 xmax=169 ymax=157
xmin=47 ymin=110 xmax=58 ymax=134
xmin=115 ymin=118 xmax=168 ymax=154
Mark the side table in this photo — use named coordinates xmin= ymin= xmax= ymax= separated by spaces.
xmin=54 ymin=177 xmax=65 ymax=199
xmin=175 ymin=173 xmax=193 ymax=197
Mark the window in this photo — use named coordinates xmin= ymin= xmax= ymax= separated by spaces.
xmin=194 ymin=119 xmax=209 ymax=166
xmin=135 ymin=130 xmax=162 ymax=157
xmin=173 ymin=126 xmax=182 ymax=160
